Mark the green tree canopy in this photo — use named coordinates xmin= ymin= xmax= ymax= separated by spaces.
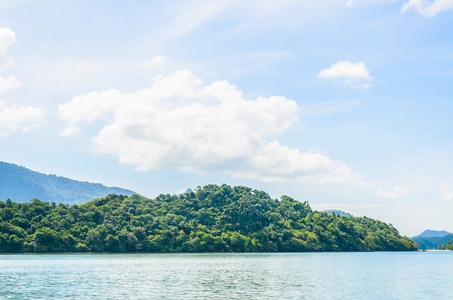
xmin=0 ymin=184 xmax=417 ymax=253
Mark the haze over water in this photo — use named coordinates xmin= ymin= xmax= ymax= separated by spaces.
xmin=1 ymin=252 xmax=452 ymax=299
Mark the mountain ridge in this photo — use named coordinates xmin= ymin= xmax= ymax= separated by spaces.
xmin=410 ymin=230 xmax=453 ymax=250
xmin=0 ymin=161 xmax=135 ymax=204
xmin=412 ymin=229 xmax=451 ymax=238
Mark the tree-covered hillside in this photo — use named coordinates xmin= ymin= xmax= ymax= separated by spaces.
xmin=0 ymin=184 xmax=417 ymax=253
xmin=437 ymin=241 xmax=453 ymax=250
xmin=0 ymin=161 xmax=135 ymax=204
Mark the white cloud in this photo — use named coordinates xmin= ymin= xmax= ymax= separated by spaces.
xmin=238 ymin=142 xmax=361 ymax=183
xmin=59 ymin=70 xmax=361 ymax=183
xmin=0 ymin=75 xmax=20 ymax=96
xmin=318 ymin=60 xmax=372 ymax=89
xmin=0 ymin=100 xmax=45 ymax=137
xmin=0 ymin=27 xmax=15 ymax=71
xmin=60 ymin=124 xmax=82 ymax=138
xmin=402 ymin=0 xmax=453 ymax=16
xmin=0 ymin=28 xmax=44 ymax=137
xmin=0 ymin=28 xmax=20 ymax=96
xmin=376 ymin=186 xmax=408 ymax=199
xmin=439 ymin=183 xmax=453 ymax=200
xmin=148 ymin=55 xmax=168 ymax=66
xmin=347 ymin=0 xmax=356 ymax=7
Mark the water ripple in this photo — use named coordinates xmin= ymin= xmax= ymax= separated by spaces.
xmin=1 ymin=252 xmax=452 ymax=299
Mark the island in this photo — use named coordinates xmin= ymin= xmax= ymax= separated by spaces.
xmin=0 ymin=184 xmax=417 ymax=253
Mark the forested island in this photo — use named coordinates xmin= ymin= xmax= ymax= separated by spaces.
xmin=438 ymin=242 xmax=453 ymax=250
xmin=0 ymin=184 xmax=417 ymax=253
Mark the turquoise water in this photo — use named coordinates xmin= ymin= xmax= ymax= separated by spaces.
xmin=1 ymin=252 xmax=452 ymax=299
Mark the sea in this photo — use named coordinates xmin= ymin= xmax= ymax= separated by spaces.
xmin=1 ymin=251 xmax=452 ymax=299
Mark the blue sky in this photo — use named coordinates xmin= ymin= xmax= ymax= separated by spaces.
xmin=1 ymin=0 xmax=453 ymax=236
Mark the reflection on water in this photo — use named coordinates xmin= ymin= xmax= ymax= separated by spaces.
xmin=1 ymin=252 xmax=452 ymax=299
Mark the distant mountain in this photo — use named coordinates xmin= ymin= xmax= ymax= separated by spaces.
xmin=413 ymin=230 xmax=451 ymax=238
xmin=0 ymin=161 xmax=135 ymax=204
xmin=324 ymin=210 xmax=353 ymax=218
xmin=411 ymin=230 xmax=453 ymax=250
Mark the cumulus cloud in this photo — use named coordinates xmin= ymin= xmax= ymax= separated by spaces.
xmin=402 ymin=0 xmax=453 ymax=16
xmin=0 ymin=75 xmax=20 ymax=96
xmin=0 ymin=28 xmax=44 ymax=136
xmin=0 ymin=27 xmax=20 ymax=97
xmin=60 ymin=124 xmax=82 ymax=138
xmin=318 ymin=60 xmax=372 ymax=89
xmin=439 ymin=183 xmax=453 ymax=200
xmin=0 ymin=100 xmax=45 ymax=137
xmin=147 ymin=55 xmax=168 ymax=67
xmin=59 ymin=70 xmax=361 ymax=183
xmin=376 ymin=186 xmax=408 ymax=199
xmin=0 ymin=27 xmax=15 ymax=71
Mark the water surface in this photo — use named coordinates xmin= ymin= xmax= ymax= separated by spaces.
xmin=1 ymin=252 xmax=452 ymax=299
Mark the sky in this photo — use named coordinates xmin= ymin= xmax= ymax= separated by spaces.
xmin=1 ymin=0 xmax=453 ymax=236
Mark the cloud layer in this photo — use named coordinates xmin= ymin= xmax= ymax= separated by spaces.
xmin=439 ymin=183 xmax=453 ymax=200
xmin=0 ymin=100 xmax=44 ymax=136
xmin=376 ymin=186 xmax=408 ymax=199
xmin=0 ymin=27 xmax=19 ymax=97
xmin=318 ymin=61 xmax=372 ymax=89
xmin=0 ymin=27 xmax=15 ymax=70
xmin=0 ymin=27 xmax=44 ymax=137
xmin=59 ymin=70 xmax=361 ymax=183
xmin=0 ymin=75 xmax=20 ymax=96
xmin=402 ymin=0 xmax=453 ymax=16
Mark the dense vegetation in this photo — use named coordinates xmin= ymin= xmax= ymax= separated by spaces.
xmin=0 ymin=161 xmax=135 ymax=204
xmin=437 ymin=241 xmax=453 ymax=250
xmin=0 ymin=184 xmax=417 ymax=253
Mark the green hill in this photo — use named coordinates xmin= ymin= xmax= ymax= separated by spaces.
xmin=0 ymin=184 xmax=416 ymax=253
xmin=0 ymin=161 xmax=135 ymax=204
